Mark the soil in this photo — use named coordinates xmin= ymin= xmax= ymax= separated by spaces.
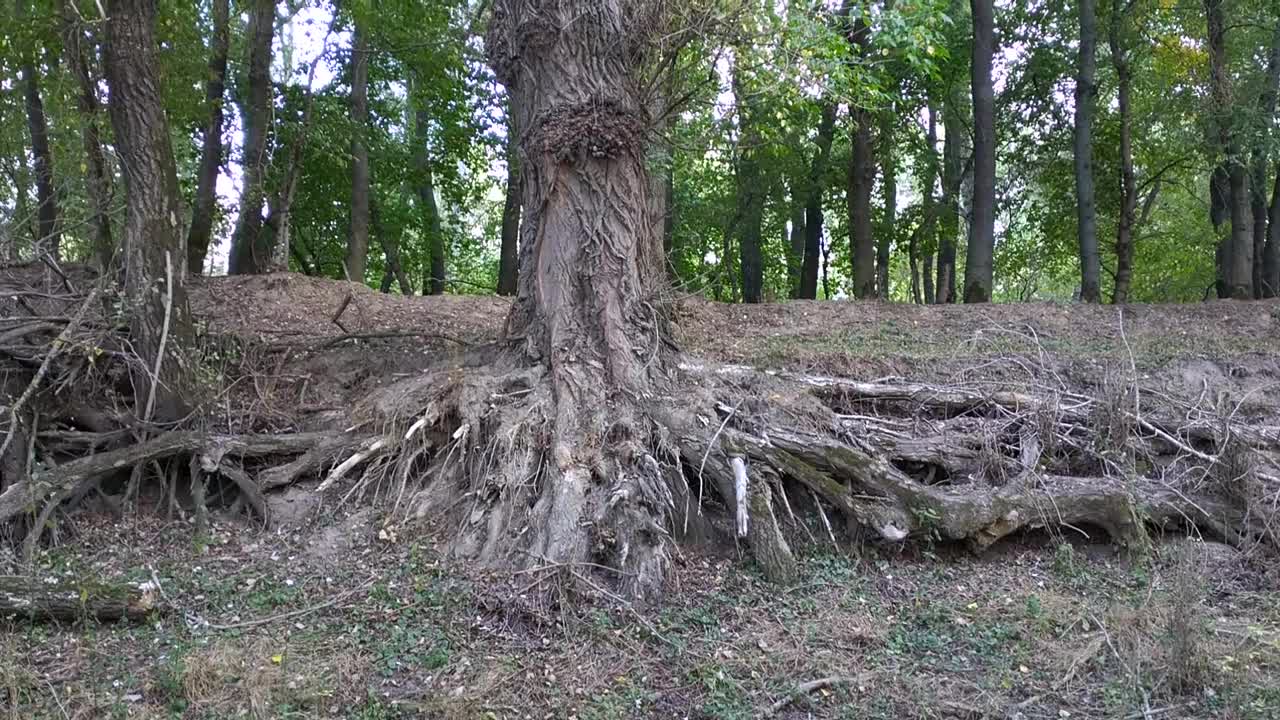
xmin=3 ymin=273 xmax=1279 ymax=719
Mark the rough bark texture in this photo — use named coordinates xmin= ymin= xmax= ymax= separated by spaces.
xmin=800 ymin=103 xmax=837 ymax=300
xmin=413 ymin=107 xmax=447 ymax=295
xmin=19 ymin=0 xmax=61 ymax=260
xmin=965 ymin=0 xmax=996 ymax=304
xmin=498 ymin=110 xmax=521 ymax=296
xmin=0 ymin=576 xmax=157 ymax=622
xmin=228 ymin=0 xmax=275 ymax=275
xmin=104 ymin=0 xmax=196 ymax=423
xmin=186 ymin=0 xmax=230 ymax=275
xmin=345 ymin=20 xmax=372 ymax=284
xmin=1205 ymin=0 xmax=1252 ymax=299
xmin=1074 ymin=0 xmax=1100 ymax=303
xmin=1110 ymin=0 xmax=1136 ymax=304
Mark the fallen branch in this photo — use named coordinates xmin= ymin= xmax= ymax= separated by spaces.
xmin=0 ymin=575 xmax=158 ymax=622
xmin=760 ymin=675 xmax=859 ymax=718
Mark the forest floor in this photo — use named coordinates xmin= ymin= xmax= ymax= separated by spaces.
xmin=3 ymin=273 xmax=1280 ymax=719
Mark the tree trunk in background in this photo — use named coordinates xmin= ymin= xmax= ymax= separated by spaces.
xmin=1254 ymin=20 xmax=1280 ymax=297
xmin=345 ymin=20 xmax=372 ymax=284
xmin=1205 ymin=0 xmax=1252 ymax=299
xmin=937 ymin=94 xmax=963 ymax=304
xmin=1269 ymin=169 xmax=1280 ymax=293
xmin=788 ymin=184 xmax=805 ymax=298
xmin=60 ymin=1 xmax=115 ymax=271
xmin=731 ymin=56 xmax=765 ymax=304
xmin=1110 ymin=0 xmax=1136 ymax=304
xmin=922 ymin=103 xmax=940 ymax=305
xmin=849 ymin=107 xmax=876 ymax=299
xmin=1074 ymin=0 xmax=1100 ymax=302
xmin=18 ymin=0 xmax=61 ymax=260
xmin=800 ymin=102 xmax=837 ymax=300
xmin=413 ymin=108 xmax=447 ymax=295
xmin=372 ymin=197 xmax=412 ymax=295
xmin=104 ymin=0 xmax=196 ymax=423
xmin=877 ymin=122 xmax=896 ymax=300
xmin=228 ymin=0 xmax=275 ymax=275
xmin=965 ymin=0 xmax=995 ymax=303
xmin=498 ymin=113 xmax=521 ymax=296
xmin=186 ymin=0 xmax=230 ymax=275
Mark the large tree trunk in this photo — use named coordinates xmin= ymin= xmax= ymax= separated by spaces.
xmin=345 ymin=20 xmax=372 ymax=284
xmin=1074 ymin=0 xmax=1100 ymax=303
xmin=228 ymin=0 xmax=275 ymax=275
xmin=731 ymin=55 xmax=765 ymax=304
xmin=498 ymin=109 xmax=521 ymax=296
xmin=800 ymin=103 xmax=837 ymax=300
xmin=413 ymin=107 xmax=447 ymax=295
xmin=104 ymin=0 xmax=196 ymax=423
xmin=1205 ymin=0 xmax=1252 ymax=299
xmin=60 ymin=1 xmax=115 ymax=271
xmin=1110 ymin=0 xmax=1136 ymax=304
xmin=186 ymin=0 xmax=230 ymax=275
xmin=18 ymin=0 xmax=61 ymax=260
xmin=965 ymin=0 xmax=996 ymax=303
xmin=481 ymin=0 xmax=688 ymax=594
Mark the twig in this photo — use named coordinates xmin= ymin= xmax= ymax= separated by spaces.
xmin=143 ymin=251 xmax=174 ymax=424
xmin=0 ymin=285 xmax=101 ymax=460
xmin=760 ymin=675 xmax=858 ymax=718
xmin=330 ymin=292 xmax=353 ymax=333
xmin=693 ymin=400 xmax=742 ymax=532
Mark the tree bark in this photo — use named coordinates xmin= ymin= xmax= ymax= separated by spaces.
xmin=345 ymin=20 xmax=372 ymax=284
xmin=18 ymin=0 xmax=61 ymax=260
xmin=1074 ymin=0 xmax=1100 ymax=302
xmin=484 ymin=0 xmax=685 ymax=592
xmin=1205 ymin=0 xmax=1252 ymax=299
xmin=0 ymin=576 xmax=157 ymax=622
xmin=104 ymin=0 xmax=196 ymax=423
xmin=228 ymin=0 xmax=275 ymax=275
xmin=498 ymin=109 xmax=521 ymax=296
xmin=186 ymin=0 xmax=230 ymax=275
xmin=799 ymin=103 xmax=837 ymax=300
xmin=731 ymin=54 xmax=765 ymax=304
xmin=844 ymin=11 xmax=876 ymax=300
xmin=937 ymin=93 xmax=963 ymax=304
xmin=877 ymin=110 xmax=897 ymax=300
xmin=60 ymin=1 xmax=116 ymax=271
xmin=965 ymin=0 xmax=996 ymax=303
xmin=788 ymin=183 xmax=805 ymax=298
xmin=1255 ymin=20 xmax=1280 ymax=297
xmin=1110 ymin=0 xmax=1137 ymax=304
xmin=921 ymin=103 xmax=941 ymax=304
xmin=413 ymin=107 xmax=447 ymax=295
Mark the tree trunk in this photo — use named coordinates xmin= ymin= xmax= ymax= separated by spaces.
xmin=1269 ymin=168 xmax=1280 ymax=295
xmin=60 ymin=1 xmax=116 ymax=271
xmin=104 ymin=0 xmax=196 ymax=423
xmin=1074 ymin=0 xmax=1100 ymax=302
xmin=800 ymin=102 xmax=837 ymax=300
xmin=1110 ymin=0 xmax=1136 ymax=304
xmin=498 ymin=109 xmax=521 ymax=296
xmin=1254 ymin=20 xmax=1280 ymax=297
xmin=0 ymin=576 xmax=157 ymax=622
xmin=845 ymin=11 xmax=876 ymax=300
xmin=1205 ymin=0 xmax=1252 ymax=299
xmin=18 ymin=0 xmax=61 ymax=260
xmin=345 ymin=20 xmax=372 ymax=284
xmin=413 ymin=107 xmax=447 ymax=295
xmin=876 ymin=111 xmax=896 ymax=300
xmin=186 ymin=0 xmax=230 ymax=275
xmin=731 ymin=55 xmax=765 ymax=304
xmin=228 ymin=0 xmax=275 ymax=275
xmin=965 ymin=0 xmax=996 ymax=303
xmin=938 ymin=88 xmax=964 ymax=304
xmin=484 ymin=0 xmax=704 ymax=594
xmin=921 ymin=103 xmax=940 ymax=305
xmin=371 ymin=197 xmax=413 ymax=295
xmin=788 ymin=184 xmax=805 ymax=298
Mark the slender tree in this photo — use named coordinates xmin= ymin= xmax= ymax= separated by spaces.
xmin=1205 ymin=0 xmax=1252 ymax=299
xmin=1074 ymin=0 xmax=1100 ymax=302
xmin=17 ymin=0 xmax=61 ymax=259
xmin=345 ymin=18 xmax=372 ymax=283
xmin=228 ymin=0 xmax=276 ymax=274
xmin=60 ymin=0 xmax=115 ymax=270
xmin=731 ymin=53 xmax=765 ymax=304
xmin=799 ymin=103 xmax=837 ymax=300
xmin=497 ymin=111 xmax=521 ymax=296
xmin=413 ymin=104 xmax=447 ymax=295
xmin=1110 ymin=0 xmax=1137 ymax=304
xmin=103 ymin=0 xmax=196 ymax=422
xmin=845 ymin=10 xmax=877 ymax=300
xmin=1253 ymin=20 xmax=1280 ymax=297
xmin=965 ymin=0 xmax=996 ymax=303
xmin=187 ymin=0 xmax=230 ymax=275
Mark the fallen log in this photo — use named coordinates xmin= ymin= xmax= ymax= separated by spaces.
xmin=0 ymin=575 xmax=158 ymax=622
